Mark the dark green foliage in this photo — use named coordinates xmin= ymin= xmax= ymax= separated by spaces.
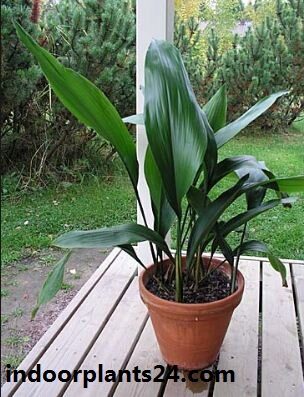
xmin=45 ymin=0 xmax=136 ymax=117
xmin=1 ymin=0 xmax=41 ymax=173
xmin=2 ymin=0 xmax=302 ymax=185
xmin=1 ymin=1 xmax=40 ymax=118
xmin=1 ymin=1 xmax=203 ymax=183
xmin=1 ymin=0 xmax=136 ymax=181
xmin=42 ymin=0 xmax=136 ymax=182
xmin=200 ymin=0 xmax=304 ymax=129
xmin=174 ymin=15 xmax=203 ymax=91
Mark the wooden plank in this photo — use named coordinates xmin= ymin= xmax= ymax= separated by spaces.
xmin=262 ymin=262 xmax=304 ymax=396
xmin=114 ymin=319 xmax=164 ymax=397
xmin=213 ymin=260 xmax=260 ymax=397
xmin=64 ymin=278 xmax=148 ymax=396
xmin=293 ymin=264 xmax=304 ymax=345
xmin=12 ymin=251 xmax=137 ymax=397
xmin=1 ymin=248 xmax=121 ymax=397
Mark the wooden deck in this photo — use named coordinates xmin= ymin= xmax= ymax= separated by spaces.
xmin=2 ymin=248 xmax=304 ymax=396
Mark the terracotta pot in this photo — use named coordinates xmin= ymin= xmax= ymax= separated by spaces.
xmin=139 ymin=257 xmax=245 ymax=370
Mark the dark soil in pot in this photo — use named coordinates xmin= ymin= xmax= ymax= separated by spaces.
xmin=146 ymin=268 xmax=231 ymax=303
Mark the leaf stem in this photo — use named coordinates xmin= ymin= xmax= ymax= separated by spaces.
xmin=134 ymin=188 xmax=157 ymax=264
xmin=230 ymin=223 xmax=247 ymax=294
xmin=175 ymin=219 xmax=183 ymax=302
xmin=181 ymin=207 xmax=196 ymax=248
xmin=194 ymin=245 xmax=202 ymax=290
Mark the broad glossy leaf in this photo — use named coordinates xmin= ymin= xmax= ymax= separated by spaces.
xmin=54 ymin=223 xmax=173 ymax=261
xmin=211 ymin=155 xmax=265 ymax=186
xmin=203 ymin=85 xmax=227 ymax=132
xmin=32 ymin=251 xmax=71 ymax=319
xmin=233 ymin=240 xmax=287 ymax=287
xmin=187 ymin=186 xmax=207 ymax=216
xmin=144 ymin=39 xmax=209 ymax=216
xmin=144 ymin=147 xmax=176 ymax=237
xmin=269 ymin=176 xmax=304 ymax=193
xmin=203 ymin=117 xmax=218 ymax=187
xmin=243 ymin=175 xmax=304 ymax=194
xmin=187 ymin=175 xmax=249 ymax=266
xmin=259 ymin=168 xmax=291 ymax=206
xmin=215 ymin=91 xmax=288 ymax=148
xmin=123 ymin=114 xmax=144 ymax=125
xmin=267 ymin=253 xmax=288 ymax=287
xmin=15 ymin=23 xmax=138 ymax=187
xmin=211 ymin=223 xmax=234 ymax=266
xmin=235 ymin=162 xmax=269 ymax=209
xmin=220 ymin=197 xmax=296 ymax=237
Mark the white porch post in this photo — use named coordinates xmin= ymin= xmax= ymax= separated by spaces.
xmin=136 ymin=0 xmax=175 ymax=264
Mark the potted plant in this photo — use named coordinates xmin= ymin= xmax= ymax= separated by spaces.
xmin=16 ymin=23 xmax=303 ymax=370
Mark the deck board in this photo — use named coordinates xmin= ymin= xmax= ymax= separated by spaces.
xmin=12 ymin=251 xmax=137 ymax=397
xmin=213 ymin=260 xmax=260 ymax=397
xmin=262 ymin=263 xmax=304 ymax=396
xmin=1 ymin=251 xmax=303 ymax=397
xmin=114 ymin=320 xmax=164 ymax=397
xmin=293 ymin=264 xmax=304 ymax=344
xmin=64 ymin=278 xmax=148 ymax=396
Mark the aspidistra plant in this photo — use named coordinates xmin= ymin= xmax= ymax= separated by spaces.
xmin=15 ymin=23 xmax=304 ymax=318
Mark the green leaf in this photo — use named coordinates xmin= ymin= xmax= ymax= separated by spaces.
xmin=258 ymin=168 xmax=291 ymax=206
xmin=267 ymin=253 xmax=288 ymax=287
xmin=235 ymin=162 xmax=269 ymax=209
xmin=203 ymin=85 xmax=227 ymax=132
xmin=202 ymin=118 xmax=218 ymax=187
xmin=123 ymin=114 xmax=144 ymax=125
xmin=32 ymin=251 xmax=72 ymax=319
xmin=187 ymin=175 xmax=249 ymax=266
xmin=215 ymin=91 xmax=288 ymax=148
xmin=211 ymin=223 xmax=234 ymax=266
xmin=211 ymin=155 xmax=265 ymax=187
xmin=270 ymin=176 xmax=304 ymax=193
xmin=15 ymin=22 xmax=138 ymax=188
xmin=144 ymin=147 xmax=176 ymax=237
xmin=118 ymin=245 xmax=146 ymax=268
xmin=144 ymin=39 xmax=210 ymax=216
xmin=220 ymin=198 xmax=296 ymax=238
xmin=242 ymin=175 xmax=304 ymax=194
xmin=233 ymin=240 xmax=287 ymax=287
xmin=187 ymin=186 xmax=207 ymax=216
xmin=54 ymin=223 xmax=173 ymax=261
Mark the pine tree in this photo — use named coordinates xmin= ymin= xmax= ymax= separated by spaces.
xmin=203 ymin=0 xmax=304 ymax=129
xmin=1 ymin=0 xmax=205 ymax=179
xmin=174 ymin=15 xmax=204 ymax=92
xmin=2 ymin=0 xmax=137 ymax=179
xmin=1 ymin=0 xmax=42 ymax=173
xmin=176 ymin=0 xmax=201 ymax=19
xmin=45 ymin=0 xmax=136 ymax=117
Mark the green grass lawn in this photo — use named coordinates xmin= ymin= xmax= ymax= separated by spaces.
xmin=1 ymin=175 xmax=136 ymax=265
xmin=1 ymin=130 xmax=303 ymax=265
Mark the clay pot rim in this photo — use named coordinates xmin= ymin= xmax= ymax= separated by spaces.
xmin=139 ymin=257 xmax=245 ymax=311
